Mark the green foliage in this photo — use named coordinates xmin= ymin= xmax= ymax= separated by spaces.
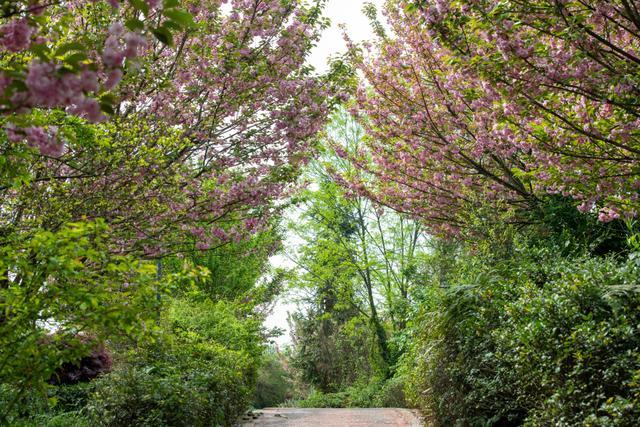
xmin=293 ymin=388 xmax=351 ymax=408
xmin=375 ymin=375 xmax=407 ymax=408
xmin=0 ymin=220 xmax=162 ymax=423
xmin=85 ymin=296 xmax=264 ymax=426
xmin=163 ymin=229 xmax=282 ymax=302
xmin=404 ymin=239 xmax=640 ymax=426
xmin=0 ymin=382 xmax=93 ymax=426
xmin=287 ymin=113 xmax=428 ymax=384
xmin=289 ymin=308 xmax=375 ymax=392
xmin=529 ymin=195 xmax=630 ymax=257
xmin=1 ymin=227 xmax=276 ymax=425
xmin=291 ymin=376 xmax=407 ymax=409
xmin=253 ymin=348 xmax=293 ymax=409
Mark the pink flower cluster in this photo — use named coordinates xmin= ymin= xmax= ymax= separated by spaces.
xmin=341 ymin=0 xmax=640 ymax=235
xmin=40 ymin=0 xmax=336 ymax=256
xmin=25 ymin=126 xmax=62 ymax=156
xmin=0 ymin=19 xmax=32 ymax=52
xmin=21 ymin=21 xmax=146 ymax=123
xmin=102 ymin=23 xmax=146 ymax=69
xmin=6 ymin=123 xmax=63 ymax=156
xmin=1 ymin=2 xmax=153 ymax=156
xmin=0 ymin=0 xmax=335 ymax=263
xmin=25 ymin=62 xmax=106 ymax=122
xmin=106 ymin=0 xmax=160 ymax=9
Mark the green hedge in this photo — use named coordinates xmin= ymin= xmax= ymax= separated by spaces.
xmin=291 ymin=376 xmax=407 ymax=409
xmin=404 ymin=246 xmax=640 ymax=426
xmin=84 ymin=297 xmax=262 ymax=426
xmin=2 ymin=296 xmax=264 ymax=426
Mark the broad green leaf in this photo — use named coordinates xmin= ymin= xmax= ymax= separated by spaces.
xmin=164 ymin=9 xmax=196 ymax=28
xmin=129 ymin=0 xmax=150 ymax=16
xmin=153 ymin=26 xmax=174 ymax=46
xmin=125 ymin=18 xmax=145 ymax=32
xmin=55 ymin=42 xmax=85 ymax=56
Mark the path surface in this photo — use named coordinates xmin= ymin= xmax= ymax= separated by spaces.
xmin=239 ymin=408 xmax=423 ymax=426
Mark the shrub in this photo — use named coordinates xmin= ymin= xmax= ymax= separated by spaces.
xmin=54 ymin=382 xmax=95 ymax=413
xmin=374 ymin=375 xmax=407 ymax=408
xmin=405 ymin=243 xmax=640 ymax=426
xmin=294 ymin=389 xmax=351 ymax=408
xmin=290 ymin=376 xmax=407 ymax=409
xmin=49 ymin=337 xmax=112 ymax=385
xmin=253 ymin=348 xmax=293 ymax=408
xmin=86 ymin=366 xmax=230 ymax=427
xmin=84 ymin=297 xmax=263 ymax=426
xmin=0 ymin=382 xmax=93 ymax=426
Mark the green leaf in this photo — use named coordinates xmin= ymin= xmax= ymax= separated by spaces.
xmin=100 ymin=102 xmax=115 ymax=115
xmin=163 ymin=20 xmax=184 ymax=31
xmin=129 ymin=0 xmax=150 ymax=16
xmin=30 ymin=43 xmax=50 ymax=61
xmin=64 ymin=52 xmax=89 ymax=65
xmin=8 ymin=79 xmax=28 ymax=92
xmin=163 ymin=9 xmax=196 ymax=28
xmin=152 ymin=27 xmax=174 ymax=46
xmin=125 ymin=18 xmax=145 ymax=32
xmin=99 ymin=93 xmax=117 ymax=104
xmin=55 ymin=42 xmax=85 ymax=56
xmin=163 ymin=0 xmax=180 ymax=8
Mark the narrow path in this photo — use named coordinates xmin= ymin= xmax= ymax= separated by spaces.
xmin=239 ymin=408 xmax=423 ymax=426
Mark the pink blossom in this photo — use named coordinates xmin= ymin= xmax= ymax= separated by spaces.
xmin=123 ymin=32 xmax=146 ymax=59
xmin=5 ymin=123 xmax=23 ymax=142
xmin=80 ymin=70 xmax=100 ymax=93
xmin=0 ymin=19 xmax=32 ymax=52
xmin=598 ymin=207 xmax=620 ymax=223
xmin=146 ymin=0 xmax=161 ymax=10
xmin=108 ymin=22 xmax=125 ymax=36
xmin=68 ymin=97 xmax=106 ymax=123
xmin=25 ymin=126 xmax=63 ymax=157
xmin=103 ymin=35 xmax=126 ymax=68
xmin=0 ymin=73 xmax=11 ymax=94
xmin=105 ymin=69 xmax=123 ymax=90
xmin=26 ymin=61 xmax=59 ymax=106
xmin=195 ymin=241 xmax=211 ymax=251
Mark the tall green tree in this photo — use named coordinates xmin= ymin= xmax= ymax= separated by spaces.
xmin=288 ymin=111 xmax=428 ymax=381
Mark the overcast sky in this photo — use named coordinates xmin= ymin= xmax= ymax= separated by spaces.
xmin=308 ymin=0 xmax=385 ymax=72
xmin=263 ymin=0 xmax=385 ymax=346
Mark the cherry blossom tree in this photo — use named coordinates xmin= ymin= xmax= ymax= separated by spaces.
xmin=344 ymin=0 xmax=640 ymax=234
xmin=0 ymin=0 xmax=340 ymax=401
xmin=414 ymin=0 xmax=640 ymax=221
xmin=1 ymin=0 xmax=341 ymax=255
xmin=0 ymin=0 xmax=193 ymax=155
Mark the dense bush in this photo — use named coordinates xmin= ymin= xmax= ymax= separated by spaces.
xmin=84 ymin=296 xmax=263 ymax=426
xmin=49 ymin=338 xmax=112 ymax=385
xmin=404 ymin=242 xmax=640 ymax=426
xmin=289 ymin=305 xmax=376 ymax=393
xmin=253 ymin=348 xmax=293 ymax=408
xmin=0 ymin=295 xmax=263 ymax=426
xmin=0 ymin=382 xmax=93 ymax=426
xmin=290 ymin=376 xmax=407 ymax=409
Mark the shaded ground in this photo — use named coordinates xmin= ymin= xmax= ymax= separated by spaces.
xmin=239 ymin=408 xmax=423 ymax=426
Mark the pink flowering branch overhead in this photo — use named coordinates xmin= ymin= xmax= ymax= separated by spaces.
xmin=412 ymin=0 xmax=640 ymax=222
xmin=342 ymin=0 xmax=640 ymax=235
xmin=0 ymin=0 xmax=193 ymax=155
xmin=1 ymin=0 xmax=342 ymax=257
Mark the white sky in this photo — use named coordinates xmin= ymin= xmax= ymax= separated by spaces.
xmin=308 ymin=0 xmax=385 ymax=72
xmin=263 ymin=0 xmax=384 ymax=347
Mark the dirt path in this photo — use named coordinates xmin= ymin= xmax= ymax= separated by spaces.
xmin=239 ymin=408 xmax=423 ymax=426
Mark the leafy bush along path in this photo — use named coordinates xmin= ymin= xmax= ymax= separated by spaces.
xmin=240 ymin=408 xmax=423 ymax=426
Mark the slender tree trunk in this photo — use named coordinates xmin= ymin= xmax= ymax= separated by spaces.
xmin=356 ymin=199 xmax=391 ymax=377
